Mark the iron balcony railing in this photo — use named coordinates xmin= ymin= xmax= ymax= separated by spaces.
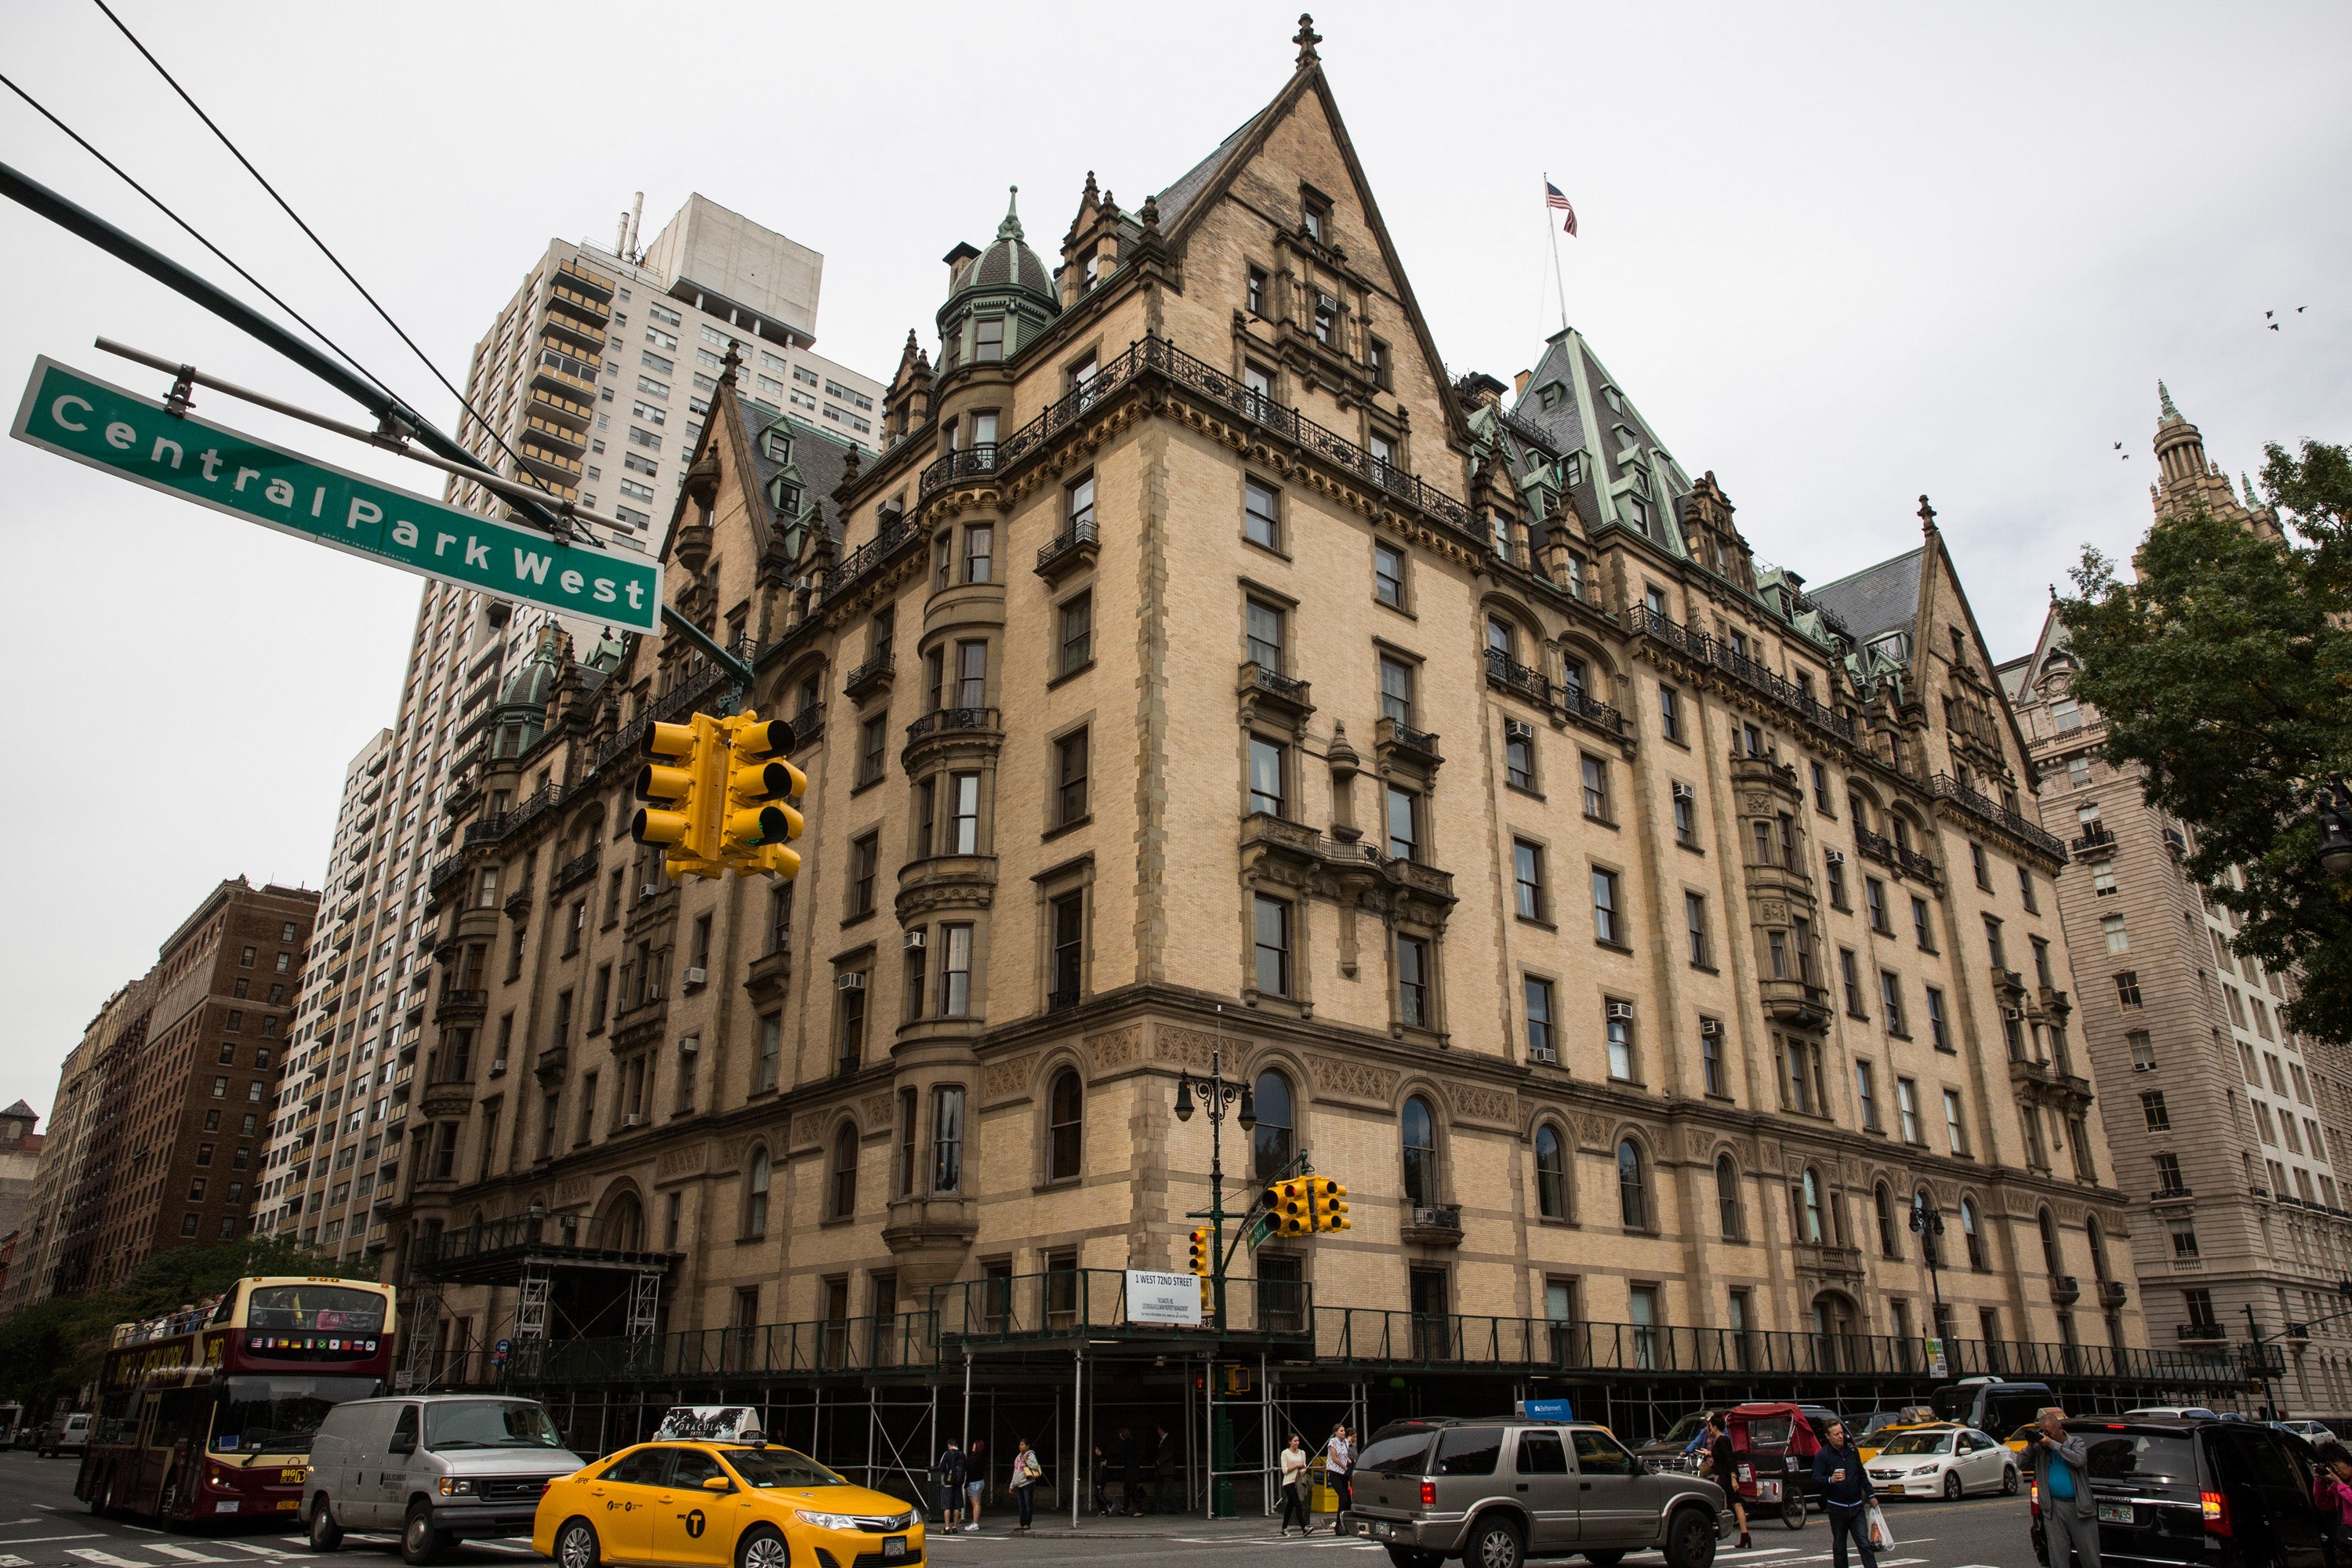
xmin=410 ymin=1210 xmax=662 ymax=1276
xmin=550 ymin=848 xmax=600 ymax=895
xmin=818 ymin=510 xmax=922 ymax=604
xmin=510 ymin=1313 xmax=941 ymax=1385
xmin=906 ymin=707 xmax=996 ymax=742
xmin=1626 ymin=606 xmax=1856 ymax=746
xmin=1036 ymin=517 xmax=1098 ymax=572
xmin=910 ymin=336 xmax=1477 ymax=539
xmin=1484 ymin=648 xmax=1550 ymax=706
xmin=1929 ymin=772 xmax=2069 ymax=861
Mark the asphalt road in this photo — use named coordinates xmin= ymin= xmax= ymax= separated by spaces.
xmin=0 ymin=1452 xmax=2042 ymax=1568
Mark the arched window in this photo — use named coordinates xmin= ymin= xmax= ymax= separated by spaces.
xmin=1800 ymin=1168 xmax=1825 ymax=1243
xmin=1534 ymin=1125 xmax=1566 ymax=1220
xmin=2038 ymin=1208 xmax=2063 ymax=1276
xmin=1715 ymin=1155 xmax=1743 ymax=1238
xmin=1961 ymin=1198 xmax=1986 ymax=1270
xmin=2086 ymin=1216 xmax=2111 ymax=1283
xmin=1891 ymin=814 xmax=1915 ymax=854
xmin=1875 ymin=1183 xmax=1901 ymax=1260
xmin=1047 ymin=1069 xmax=1083 ymax=1181
xmin=746 ymin=1146 xmax=771 ymax=1237
xmin=1252 ymin=1071 xmax=1294 ymax=1182
xmin=1617 ymin=1140 xmax=1648 ymax=1230
xmin=829 ymin=1123 xmax=858 ymax=1220
xmin=1402 ymin=1097 xmax=1438 ymax=1207
xmin=601 ymin=1192 xmax=642 ymax=1252
xmin=1848 ymin=793 xmax=1869 ymax=832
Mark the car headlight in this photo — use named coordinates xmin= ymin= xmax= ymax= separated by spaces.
xmin=1910 ymin=1464 xmax=1941 ymax=1475
xmin=437 ymin=1478 xmax=476 ymax=1496
xmin=794 ymin=1511 xmax=862 ymax=1531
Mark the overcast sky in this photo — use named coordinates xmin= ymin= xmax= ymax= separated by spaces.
xmin=2 ymin=2 xmax=2344 ymax=1121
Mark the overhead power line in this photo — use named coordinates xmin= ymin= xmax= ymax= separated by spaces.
xmin=89 ymin=0 xmax=559 ymax=503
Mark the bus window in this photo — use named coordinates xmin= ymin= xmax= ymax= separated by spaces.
xmin=245 ymin=1286 xmax=388 ymax=1335
xmin=213 ymin=1375 xmax=382 ymax=1456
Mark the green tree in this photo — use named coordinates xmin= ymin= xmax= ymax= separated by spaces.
xmin=2059 ymin=439 xmax=2352 ymax=1044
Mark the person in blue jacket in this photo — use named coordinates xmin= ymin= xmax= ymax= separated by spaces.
xmin=1810 ymin=1418 xmax=1879 ymax=1568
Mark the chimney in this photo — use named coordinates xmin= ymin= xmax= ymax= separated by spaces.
xmin=615 ymin=209 xmax=630 ymax=255
xmin=626 ymin=192 xmax=644 ymax=260
xmin=1513 ymin=370 xmax=1532 ymax=401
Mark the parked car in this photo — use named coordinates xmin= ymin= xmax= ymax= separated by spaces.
xmin=2276 ymin=1419 xmax=2335 ymax=1443
xmin=305 ymin=1395 xmax=585 ymax=1563
xmin=1932 ymin=1378 xmax=2056 ymax=1439
xmin=2122 ymin=1406 xmax=2220 ymax=1421
xmin=535 ymin=1436 xmax=918 ymax=1568
xmin=1341 ymin=1417 xmax=1731 ymax=1568
xmin=2033 ymin=1415 xmax=2327 ymax=1567
xmin=1864 ymin=1427 xmax=2020 ymax=1501
xmin=38 ymin=1413 xmax=90 ymax=1458
xmin=1858 ymin=1410 xmax=1948 ymax=1463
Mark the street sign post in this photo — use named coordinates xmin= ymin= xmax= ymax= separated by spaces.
xmin=12 ymin=356 xmax=662 ymax=632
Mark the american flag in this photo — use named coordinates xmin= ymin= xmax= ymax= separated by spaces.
xmin=1545 ymin=180 xmax=1577 ymax=237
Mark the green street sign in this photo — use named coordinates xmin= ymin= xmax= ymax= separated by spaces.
xmin=11 ymin=356 xmax=662 ymax=633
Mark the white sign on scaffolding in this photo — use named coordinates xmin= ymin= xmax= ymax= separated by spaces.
xmin=1125 ymin=1270 xmax=1205 ymax=1327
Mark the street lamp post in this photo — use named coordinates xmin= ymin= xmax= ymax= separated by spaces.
xmin=2315 ymin=775 xmax=2352 ymax=880
xmin=1171 ymin=1031 xmax=1256 ymax=1332
xmin=1911 ymin=1194 xmax=1949 ymax=1373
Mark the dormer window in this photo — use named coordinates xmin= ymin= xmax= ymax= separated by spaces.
xmin=1302 ymin=192 xmax=1330 ymax=242
xmin=760 ymin=427 xmax=792 ymax=463
xmin=1536 ymin=383 xmax=1563 ymax=411
xmin=1615 ymin=425 xmax=1639 ymax=450
xmin=768 ymin=477 xmax=800 ymax=517
xmin=1624 ymin=493 xmax=1652 ymax=537
xmin=1603 ymin=386 xmax=1624 ymax=412
xmin=1563 ymin=452 xmax=1584 ymax=487
xmin=1629 ymin=466 xmax=1652 ymax=499
xmin=975 ymin=317 xmax=1005 ymax=363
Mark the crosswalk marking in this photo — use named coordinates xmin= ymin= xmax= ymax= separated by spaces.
xmin=216 ymin=1545 xmax=296 ymax=1559
xmin=0 ymin=1554 xmax=32 ymax=1566
xmin=143 ymin=1547 xmax=235 ymax=1563
xmin=67 ymin=1549 xmax=153 ymax=1568
xmin=0 ymin=1539 xmax=103 ymax=1548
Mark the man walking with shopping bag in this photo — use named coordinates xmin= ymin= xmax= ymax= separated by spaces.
xmin=2031 ymin=1407 xmax=2100 ymax=1568
xmin=1811 ymin=1419 xmax=1879 ymax=1568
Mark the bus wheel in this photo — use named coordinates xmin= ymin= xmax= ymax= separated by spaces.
xmin=401 ymin=1504 xmax=448 ymax=1566
xmin=307 ymin=1495 xmax=343 ymax=1552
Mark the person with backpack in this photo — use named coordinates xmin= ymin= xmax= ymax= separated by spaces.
xmin=934 ymin=1439 xmax=966 ymax=1531
xmin=1010 ymin=1439 xmax=1043 ymax=1534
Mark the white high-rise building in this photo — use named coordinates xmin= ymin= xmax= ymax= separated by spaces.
xmin=251 ymin=197 xmax=878 ymax=1261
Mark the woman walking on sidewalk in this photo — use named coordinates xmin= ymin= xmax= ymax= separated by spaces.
xmin=965 ymin=1439 xmax=987 ymax=1532
xmin=1323 ymin=1424 xmax=1353 ymax=1522
xmin=1010 ymin=1439 xmax=1042 ymax=1534
xmin=1277 ymin=1434 xmax=1312 ymax=1536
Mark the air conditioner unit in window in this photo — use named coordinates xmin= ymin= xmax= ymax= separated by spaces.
xmin=488 ymin=1058 xmax=507 ymax=1076
xmin=903 ymin=931 xmax=927 ymax=950
xmin=836 ymin=972 xmax=866 ymax=991
xmin=1606 ymin=1000 xmax=1635 ymax=1021
xmin=1699 ymin=1017 xmax=1722 ymax=1038
xmin=678 ymin=1036 xmax=699 ymax=1053
xmin=2005 ymin=1007 xmax=2025 ymax=1021
xmin=621 ymin=1112 xmax=642 ymax=1128
xmin=640 ymin=884 xmax=662 ymax=898
xmin=1824 ymin=849 xmax=1846 ymax=864
xmin=1528 ymin=1045 xmax=1558 ymax=1065
xmin=682 ymin=967 xmax=708 ymax=987
xmin=1504 ymin=719 xmax=1534 ymax=741
xmin=1671 ymin=782 xmax=1695 ymax=800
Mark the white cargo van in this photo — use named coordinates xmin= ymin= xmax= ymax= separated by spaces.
xmin=304 ymin=1396 xmax=583 ymax=1563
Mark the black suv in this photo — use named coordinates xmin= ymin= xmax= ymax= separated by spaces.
xmin=1343 ymin=1417 xmax=1730 ymax=1568
xmin=2035 ymin=1416 xmax=2328 ymax=1566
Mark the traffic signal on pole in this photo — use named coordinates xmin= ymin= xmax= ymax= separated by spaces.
xmin=720 ymin=713 xmax=805 ymax=879
xmin=631 ymin=713 xmax=727 ymax=877
xmin=1268 ymin=1180 xmax=1312 ymax=1236
xmin=1310 ymin=1177 xmax=1352 ymax=1233
xmin=1188 ymin=1227 xmax=1210 ymax=1276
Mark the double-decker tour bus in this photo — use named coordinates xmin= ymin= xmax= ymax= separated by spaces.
xmin=77 ymin=1276 xmax=396 ymax=1523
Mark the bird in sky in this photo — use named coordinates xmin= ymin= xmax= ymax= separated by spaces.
xmin=2271 ymin=322 xmax=2281 ymax=331
xmin=2267 ymin=310 xmax=2275 ymax=318
xmin=2113 ymin=441 xmax=2122 ymax=449
xmin=2299 ymin=306 xmax=2308 ymax=313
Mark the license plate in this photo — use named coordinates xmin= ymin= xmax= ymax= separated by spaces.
xmin=278 ymin=1500 xmax=302 ymax=1512
xmin=215 ymin=1501 xmax=241 ymax=1514
xmin=1370 ymin=1523 xmax=1395 ymax=1539
xmin=2097 ymin=1504 xmax=2133 ymax=1525
xmin=883 ymin=1537 xmax=907 ymax=1559
xmin=1756 ymin=1481 xmax=1780 ymax=1501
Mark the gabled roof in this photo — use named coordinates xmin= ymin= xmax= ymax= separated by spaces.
xmin=1153 ymin=112 xmax=1265 ymax=234
xmin=1504 ymin=327 xmax=1696 ymax=553
xmin=1809 ymin=548 xmax=1926 ymax=646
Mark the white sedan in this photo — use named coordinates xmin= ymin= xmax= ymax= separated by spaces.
xmin=1864 ymin=1426 xmax=2021 ymax=1501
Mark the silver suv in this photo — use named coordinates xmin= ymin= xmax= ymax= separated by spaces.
xmin=1342 ymin=1419 xmax=1730 ymax=1568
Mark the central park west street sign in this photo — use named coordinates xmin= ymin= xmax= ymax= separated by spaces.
xmin=11 ymin=356 xmax=663 ymax=633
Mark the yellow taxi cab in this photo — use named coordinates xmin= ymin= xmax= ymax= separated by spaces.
xmin=2002 ymin=1422 xmax=2040 ymax=1454
xmin=534 ymin=1437 xmax=920 ymax=1568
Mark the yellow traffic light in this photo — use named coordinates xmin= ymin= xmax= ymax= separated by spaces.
xmin=1188 ymin=1227 xmax=1210 ymax=1276
xmin=631 ymin=714 xmax=726 ymax=877
xmin=720 ymin=713 xmax=806 ymax=878
xmin=1312 ymin=1177 xmax=1352 ymax=1233
xmin=1269 ymin=1180 xmax=1312 ymax=1236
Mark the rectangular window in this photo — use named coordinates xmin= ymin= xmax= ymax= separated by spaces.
xmin=2102 ymin=914 xmax=2129 ymax=954
xmin=1525 ymin=978 xmax=1555 ymax=1062
xmin=1605 ymin=1008 xmax=1635 ymax=1081
xmin=1810 ymin=762 xmax=1833 ymax=812
xmin=1865 ymin=877 xmax=1889 ymax=933
xmin=857 ymin=715 xmax=887 ymax=786
xmin=1054 ymin=728 xmax=1089 ymax=826
xmin=1312 ymin=292 xmax=1338 ymax=346
xmin=1244 ymin=478 xmax=1281 ymax=550
xmin=849 ymin=833 xmax=880 ymax=916
xmin=1840 ymin=949 xmax=1867 ymax=1017
xmin=1926 ymin=986 xmax=1951 ymax=1051
xmin=1856 ymin=1061 xmax=1881 ymax=1130
xmin=1592 ymin=869 xmax=1622 ymax=946
xmin=1685 ymin=892 xmax=1710 ymax=967
xmin=1911 ymin=896 xmax=1935 ymax=950
xmin=938 ymin=924 xmax=975 ymax=1018
xmin=2153 ymin=1151 xmax=2185 ymax=1194
xmin=1943 ymin=1089 xmax=1968 ymax=1154
xmin=1245 ymin=598 xmax=1285 ymax=671
xmin=1896 ymin=1078 xmax=1922 ymax=1143
xmin=950 ymin=773 xmax=981 ymax=854
xmin=1824 ymin=852 xmax=1848 ymax=908
xmin=837 ymin=974 xmax=869 ymax=1069
xmin=1249 ymin=736 xmax=1287 ymax=816
xmin=1369 ymin=336 xmax=1392 ymax=390
xmin=973 ymin=317 xmax=1004 ymax=362
xmin=1880 ymin=972 xmax=1907 ymax=1036
xmin=954 ymin=639 xmax=986 ymax=709
xmin=2115 ymin=970 xmax=2143 ymax=1007
xmin=2018 ymin=864 xmax=2040 ymax=913
xmin=1374 ymin=542 xmax=1404 ymax=607
xmin=1581 ymin=754 xmax=1610 ymax=820
xmin=1246 ymin=267 xmax=1267 ymax=316
xmin=1059 ymin=591 xmax=1092 ymax=673
xmin=1672 ymin=789 xmax=1697 ymax=845
xmin=964 ymin=524 xmax=993 ymax=584
xmin=2141 ymin=1091 xmax=2170 ymax=1131
xmin=1049 ymin=893 xmax=1084 ymax=1005
xmin=1379 ymin=655 xmax=1414 ymax=726
xmin=1657 ymin=684 xmax=1682 ymax=742
xmin=1700 ymin=1023 xmax=1725 ymax=1096
xmin=1514 ymin=840 xmax=1545 ymax=920
xmin=1396 ymin=935 xmax=1430 ymax=1028
xmin=1385 ymin=786 xmax=1419 ymax=862
xmin=756 ymin=1014 xmax=781 ymax=1094
xmin=931 ymin=1086 xmax=966 ymax=1192
xmin=1254 ymin=895 xmax=1292 ymax=996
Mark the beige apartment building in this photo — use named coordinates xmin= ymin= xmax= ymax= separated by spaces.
xmin=2004 ymin=387 xmax=2351 ymax=1415
xmin=389 ymin=25 xmax=2235 ymax=1456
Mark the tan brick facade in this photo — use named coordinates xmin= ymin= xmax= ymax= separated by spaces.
xmin=392 ymin=40 xmax=2169 ymax=1406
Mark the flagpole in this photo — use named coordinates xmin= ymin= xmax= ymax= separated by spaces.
xmin=1544 ymin=172 xmax=1569 ymax=334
